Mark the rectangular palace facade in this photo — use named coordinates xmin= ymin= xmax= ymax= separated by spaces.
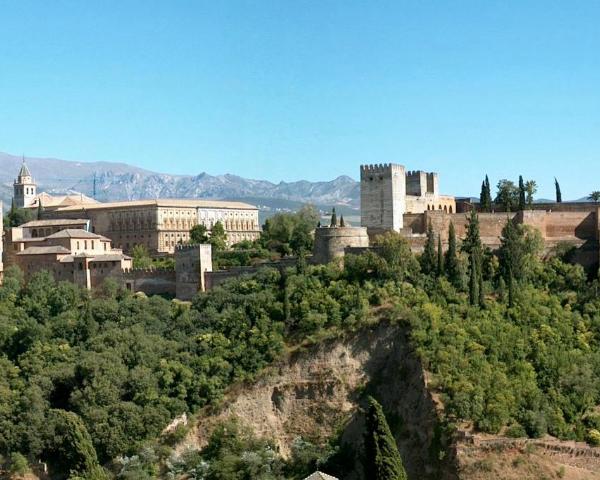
xmin=41 ymin=199 xmax=261 ymax=254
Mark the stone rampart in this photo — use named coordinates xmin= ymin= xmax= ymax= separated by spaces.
xmin=312 ymin=226 xmax=369 ymax=264
xmin=122 ymin=267 xmax=176 ymax=296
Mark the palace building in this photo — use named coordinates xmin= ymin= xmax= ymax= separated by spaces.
xmin=14 ymin=162 xmax=261 ymax=253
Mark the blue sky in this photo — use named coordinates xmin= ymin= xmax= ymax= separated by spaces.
xmin=0 ymin=1 xmax=598 ymax=198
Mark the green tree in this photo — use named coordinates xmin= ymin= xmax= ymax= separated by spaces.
xmin=364 ymin=396 xmax=407 ymax=480
xmin=479 ymin=175 xmax=492 ymax=212
xmin=330 ymin=207 xmax=338 ymax=227
xmin=518 ymin=175 xmax=526 ymax=210
xmin=132 ymin=244 xmax=153 ymax=268
xmin=485 ymin=175 xmax=492 ymax=210
xmin=555 ymin=177 xmax=562 ymax=203
xmin=462 ymin=210 xmax=482 ymax=256
xmin=437 ymin=234 xmax=444 ymax=277
xmin=9 ymin=452 xmax=30 ymax=476
xmin=588 ymin=191 xmax=600 ymax=203
xmin=495 ymin=179 xmax=519 ymax=211
xmin=209 ymin=221 xmax=228 ymax=252
xmin=479 ymin=180 xmax=488 ymax=212
xmin=420 ymin=222 xmax=436 ymax=275
xmin=463 ymin=210 xmax=484 ymax=306
xmin=47 ymin=409 xmax=108 ymax=480
xmin=372 ymin=232 xmax=420 ymax=282
xmin=5 ymin=200 xmax=34 ymax=227
xmin=468 ymin=251 xmax=480 ymax=306
xmin=189 ymin=224 xmax=209 ymax=244
xmin=261 ymin=205 xmax=319 ymax=255
xmin=444 ymin=222 xmax=460 ymax=287
xmin=37 ymin=198 xmax=45 ymax=220
xmin=525 ymin=180 xmax=537 ymax=208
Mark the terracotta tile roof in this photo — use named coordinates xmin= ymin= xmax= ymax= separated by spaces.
xmin=19 ymin=219 xmax=90 ymax=228
xmin=17 ymin=246 xmax=71 ymax=255
xmin=45 ymin=229 xmax=110 ymax=241
xmin=303 ymin=473 xmax=339 ymax=480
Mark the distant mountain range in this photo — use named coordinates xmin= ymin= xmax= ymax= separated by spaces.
xmin=0 ymin=152 xmax=360 ymax=217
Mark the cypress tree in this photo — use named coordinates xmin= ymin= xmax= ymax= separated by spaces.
xmin=478 ymin=262 xmax=485 ymax=308
xmin=37 ymin=198 xmax=44 ymax=220
xmin=479 ymin=175 xmax=492 ymax=212
xmin=469 ymin=251 xmax=479 ymax=306
xmin=479 ymin=180 xmax=487 ymax=211
xmin=518 ymin=175 xmax=526 ymax=210
xmin=49 ymin=409 xmax=108 ymax=480
xmin=555 ymin=177 xmax=562 ymax=203
xmin=437 ymin=234 xmax=444 ymax=277
xmin=330 ymin=207 xmax=337 ymax=227
xmin=464 ymin=210 xmax=484 ymax=306
xmin=485 ymin=175 xmax=492 ymax=210
xmin=339 ymin=214 xmax=346 ymax=227
xmin=445 ymin=222 xmax=460 ymax=287
xmin=421 ymin=221 xmax=436 ymax=275
xmin=364 ymin=396 xmax=407 ymax=480
xmin=462 ymin=209 xmax=482 ymax=256
xmin=508 ymin=267 xmax=515 ymax=309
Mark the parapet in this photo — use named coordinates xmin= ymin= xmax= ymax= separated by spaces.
xmin=175 ymin=243 xmax=208 ymax=251
xmin=360 ymin=163 xmax=405 ymax=180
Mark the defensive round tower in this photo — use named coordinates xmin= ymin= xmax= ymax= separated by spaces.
xmin=313 ymin=225 xmax=369 ymax=264
xmin=360 ymin=163 xmax=406 ymax=232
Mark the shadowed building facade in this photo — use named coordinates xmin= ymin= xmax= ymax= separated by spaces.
xmin=41 ymin=199 xmax=260 ymax=253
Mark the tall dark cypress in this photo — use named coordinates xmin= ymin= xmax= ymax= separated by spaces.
xmin=437 ymin=234 xmax=444 ymax=277
xmin=462 ymin=209 xmax=482 ymax=256
xmin=364 ymin=396 xmax=407 ymax=480
xmin=518 ymin=175 xmax=526 ymax=211
xmin=485 ymin=175 xmax=492 ymax=210
xmin=330 ymin=207 xmax=337 ymax=227
xmin=479 ymin=180 xmax=487 ymax=211
xmin=445 ymin=222 xmax=460 ymax=287
xmin=555 ymin=177 xmax=562 ymax=203
xmin=478 ymin=262 xmax=485 ymax=308
xmin=37 ymin=198 xmax=44 ymax=220
xmin=469 ymin=251 xmax=479 ymax=306
xmin=421 ymin=221 xmax=436 ymax=275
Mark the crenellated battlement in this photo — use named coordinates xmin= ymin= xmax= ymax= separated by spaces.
xmin=175 ymin=243 xmax=208 ymax=251
xmin=360 ymin=163 xmax=405 ymax=180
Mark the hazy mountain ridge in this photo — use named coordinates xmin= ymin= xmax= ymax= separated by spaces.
xmin=0 ymin=152 xmax=360 ymax=210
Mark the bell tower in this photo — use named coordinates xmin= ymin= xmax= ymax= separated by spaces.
xmin=13 ymin=158 xmax=37 ymax=208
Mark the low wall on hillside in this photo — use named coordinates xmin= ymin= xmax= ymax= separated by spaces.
xmin=205 ymin=257 xmax=298 ymax=290
xmin=121 ymin=268 xmax=176 ymax=296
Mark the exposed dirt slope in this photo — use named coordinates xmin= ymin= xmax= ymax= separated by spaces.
xmin=183 ymin=321 xmax=455 ymax=479
xmin=182 ymin=319 xmax=600 ymax=480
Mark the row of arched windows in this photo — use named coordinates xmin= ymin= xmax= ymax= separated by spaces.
xmin=427 ymin=204 xmax=453 ymax=213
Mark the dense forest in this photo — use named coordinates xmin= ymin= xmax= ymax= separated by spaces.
xmin=1 ymin=209 xmax=600 ymax=479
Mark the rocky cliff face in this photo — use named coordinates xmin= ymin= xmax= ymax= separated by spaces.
xmin=183 ymin=321 xmax=455 ymax=480
xmin=180 ymin=319 xmax=600 ymax=480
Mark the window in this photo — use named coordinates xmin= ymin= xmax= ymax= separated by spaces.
xmin=77 ymin=241 xmax=80 ymax=249
xmin=84 ymin=240 xmax=88 ymax=249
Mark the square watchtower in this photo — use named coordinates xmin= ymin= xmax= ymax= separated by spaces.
xmin=360 ymin=163 xmax=406 ymax=231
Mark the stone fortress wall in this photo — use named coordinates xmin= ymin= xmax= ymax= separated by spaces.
xmin=312 ymin=225 xmax=370 ymax=264
xmin=360 ymin=164 xmax=406 ymax=231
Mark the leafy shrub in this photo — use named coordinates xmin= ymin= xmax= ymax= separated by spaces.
xmin=586 ymin=429 xmax=600 ymax=446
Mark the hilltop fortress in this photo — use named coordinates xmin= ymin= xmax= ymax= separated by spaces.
xmin=315 ymin=163 xmax=600 ymax=270
xmin=2 ymin=160 xmax=600 ymax=299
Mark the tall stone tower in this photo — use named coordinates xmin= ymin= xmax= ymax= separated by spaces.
xmin=13 ymin=160 xmax=37 ymax=208
xmin=360 ymin=163 xmax=406 ymax=232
